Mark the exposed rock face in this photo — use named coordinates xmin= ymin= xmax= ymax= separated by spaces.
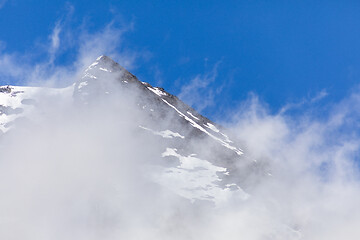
xmin=0 ymin=56 xmax=265 ymax=206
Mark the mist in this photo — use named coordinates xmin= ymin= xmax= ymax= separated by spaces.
xmin=1 ymin=17 xmax=360 ymax=240
xmin=1 ymin=67 xmax=360 ymax=240
xmin=223 ymin=93 xmax=360 ymax=239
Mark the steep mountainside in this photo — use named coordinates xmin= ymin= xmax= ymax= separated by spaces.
xmin=0 ymin=56 xmax=265 ymax=206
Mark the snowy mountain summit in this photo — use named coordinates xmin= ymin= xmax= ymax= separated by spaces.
xmin=0 ymin=56 xmax=262 ymax=206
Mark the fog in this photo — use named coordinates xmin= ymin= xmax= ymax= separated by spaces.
xmin=1 ymin=70 xmax=360 ymax=240
xmin=1 ymin=18 xmax=360 ymax=240
xmin=223 ymin=93 xmax=360 ymax=239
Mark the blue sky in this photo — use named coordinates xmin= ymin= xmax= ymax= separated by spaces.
xmin=1 ymin=0 xmax=360 ymax=120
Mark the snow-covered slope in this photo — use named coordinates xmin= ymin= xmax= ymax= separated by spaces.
xmin=0 ymin=85 xmax=74 ymax=133
xmin=0 ymin=56 xmax=262 ymax=206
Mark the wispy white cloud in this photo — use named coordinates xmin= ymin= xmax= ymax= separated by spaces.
xmin=279 ymin=89 xmax=329 ymax=114
xmin=0 ymin=14 xmax=140 ymax=87
xmin=178 ymin=61 xmax=222 ymax=112
xmin=76 ymin=21 xmax=136 ymax=70
xmin=310 ymin=89 xmax=328 ymax=103
xmin=48 ymin=22 xmax=62 ymax=64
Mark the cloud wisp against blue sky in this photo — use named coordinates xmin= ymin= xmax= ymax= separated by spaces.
xmin=1 ymin=1 xmax=360 ymax=118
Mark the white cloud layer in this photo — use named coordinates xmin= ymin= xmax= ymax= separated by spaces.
xmin=223 ymin=90 xmax=360 ymax=239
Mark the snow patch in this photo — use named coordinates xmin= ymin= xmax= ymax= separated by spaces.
xmin=0 ymin=85 xmax=74 ymax=133
xmin=99 ymin=67 xmax=111 ymax=72
xmin=187 ymin=111 xmax=199 ymax=120
xmin=82 ymin=73 xmax=97 ymax=79
xmin=85 ymin=61 xmax=99 ymax=71
xmin=139 ymin=126 xmax=185 ymax=139
xmin=161 ymin=99 xmax=243 ymax=155
xmin=155 ymin=148 xmax=249 ymax=205
xmin=78 ymin=81 xmax=88 ymax=90
xmin=147 ymin=87 xmax=167 ymax=97
xmin=204 ymin=122 xmax=220 ymax=133
xmin=96 ymin=55 xmax=104 ymax=61
xmin=220 ymin=132 xmax=233 ymax=143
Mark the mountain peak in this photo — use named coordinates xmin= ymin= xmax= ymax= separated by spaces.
xmin=74 ymin=55 xmax=142 ymax=103
xmin=96 ymin=55 xmax=106 ymax=61
xmin=0 ymin=55 xmax=256 ymax=207
xmin=86 ymin=55 xmax=123 ymax=73
xmin=95 ymin=55 xmax=117 ymax=65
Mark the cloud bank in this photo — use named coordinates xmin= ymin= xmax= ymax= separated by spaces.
xmin=224 ymin=91 xmax=360 ymax=239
